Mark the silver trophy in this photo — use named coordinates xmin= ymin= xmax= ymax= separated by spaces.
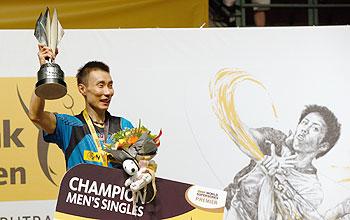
xmin=34 ymin=8 xmax=66 ymax=100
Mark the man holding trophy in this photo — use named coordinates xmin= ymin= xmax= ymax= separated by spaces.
xmin=29 ymin=8 xmax=133 ymax=170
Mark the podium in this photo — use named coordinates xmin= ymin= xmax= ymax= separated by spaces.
xmin=54 ymin=164 xmax=227 ymax=219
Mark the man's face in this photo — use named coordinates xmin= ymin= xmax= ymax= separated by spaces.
xmin=292 ymin=112 xmax=327 ymax=154
xmin=83 ymin=69 xmax=114 ymax=111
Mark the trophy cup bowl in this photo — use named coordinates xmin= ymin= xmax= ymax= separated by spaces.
xmin=34 ymin=8 xmax=66 ymax=100
xmin=35 ymin=62 xmax=67 ymax=100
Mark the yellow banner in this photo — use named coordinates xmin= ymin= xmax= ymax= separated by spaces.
xmin=0 ymin=0 xmax=208 ymax=29
xmin=0 ymin=77 xmax=83 ymax=201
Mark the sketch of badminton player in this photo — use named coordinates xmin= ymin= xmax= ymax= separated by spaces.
xmin=209 ymin=69 xmax=350 ymax=220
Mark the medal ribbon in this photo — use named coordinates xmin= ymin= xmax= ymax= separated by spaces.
xmin=83 ymin=109 xmax=109 ymax=167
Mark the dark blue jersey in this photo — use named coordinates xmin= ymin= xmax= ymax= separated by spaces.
xmin=44 ymin=111 xmax=133 ymax=169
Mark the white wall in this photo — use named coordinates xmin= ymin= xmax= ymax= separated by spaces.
xmin=0 ymin=26 xmax=349 ymax=217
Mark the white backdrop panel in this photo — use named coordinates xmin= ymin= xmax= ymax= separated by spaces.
xmin=0 ymin=26 xmax=349 ymax=217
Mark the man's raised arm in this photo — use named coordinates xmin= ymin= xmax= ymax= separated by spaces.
xmin=28 ymin=44 xmax=58 ymax=134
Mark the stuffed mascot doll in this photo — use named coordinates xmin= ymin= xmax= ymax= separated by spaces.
xmin=123 ymin=159 xmax=153 ymax=192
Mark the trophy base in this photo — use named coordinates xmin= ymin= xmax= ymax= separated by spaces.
xmin=35 ymin=78 xmax=67 ymax=100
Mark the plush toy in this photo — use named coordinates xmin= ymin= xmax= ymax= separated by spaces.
xmin=123 ymin=159 xmax=153 ymax=192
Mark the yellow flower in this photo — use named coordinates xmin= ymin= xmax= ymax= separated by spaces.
xmin=118 ymin=138 xmax=126 ymax=144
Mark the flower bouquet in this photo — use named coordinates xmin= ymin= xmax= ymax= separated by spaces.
xmin=104 ymin=124 xmax=162 ymax=162
xmin=104 ymin=122 xmax=162 ymax=201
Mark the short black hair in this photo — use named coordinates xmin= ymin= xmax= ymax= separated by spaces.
xmin=299 ymin=105 xmax=341 ymax=158
xmin=76 ymin=61 xmax=110 ymax=85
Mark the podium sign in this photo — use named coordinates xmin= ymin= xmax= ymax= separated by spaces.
xmin=54 ymin=164 xmax=227 ymax=219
